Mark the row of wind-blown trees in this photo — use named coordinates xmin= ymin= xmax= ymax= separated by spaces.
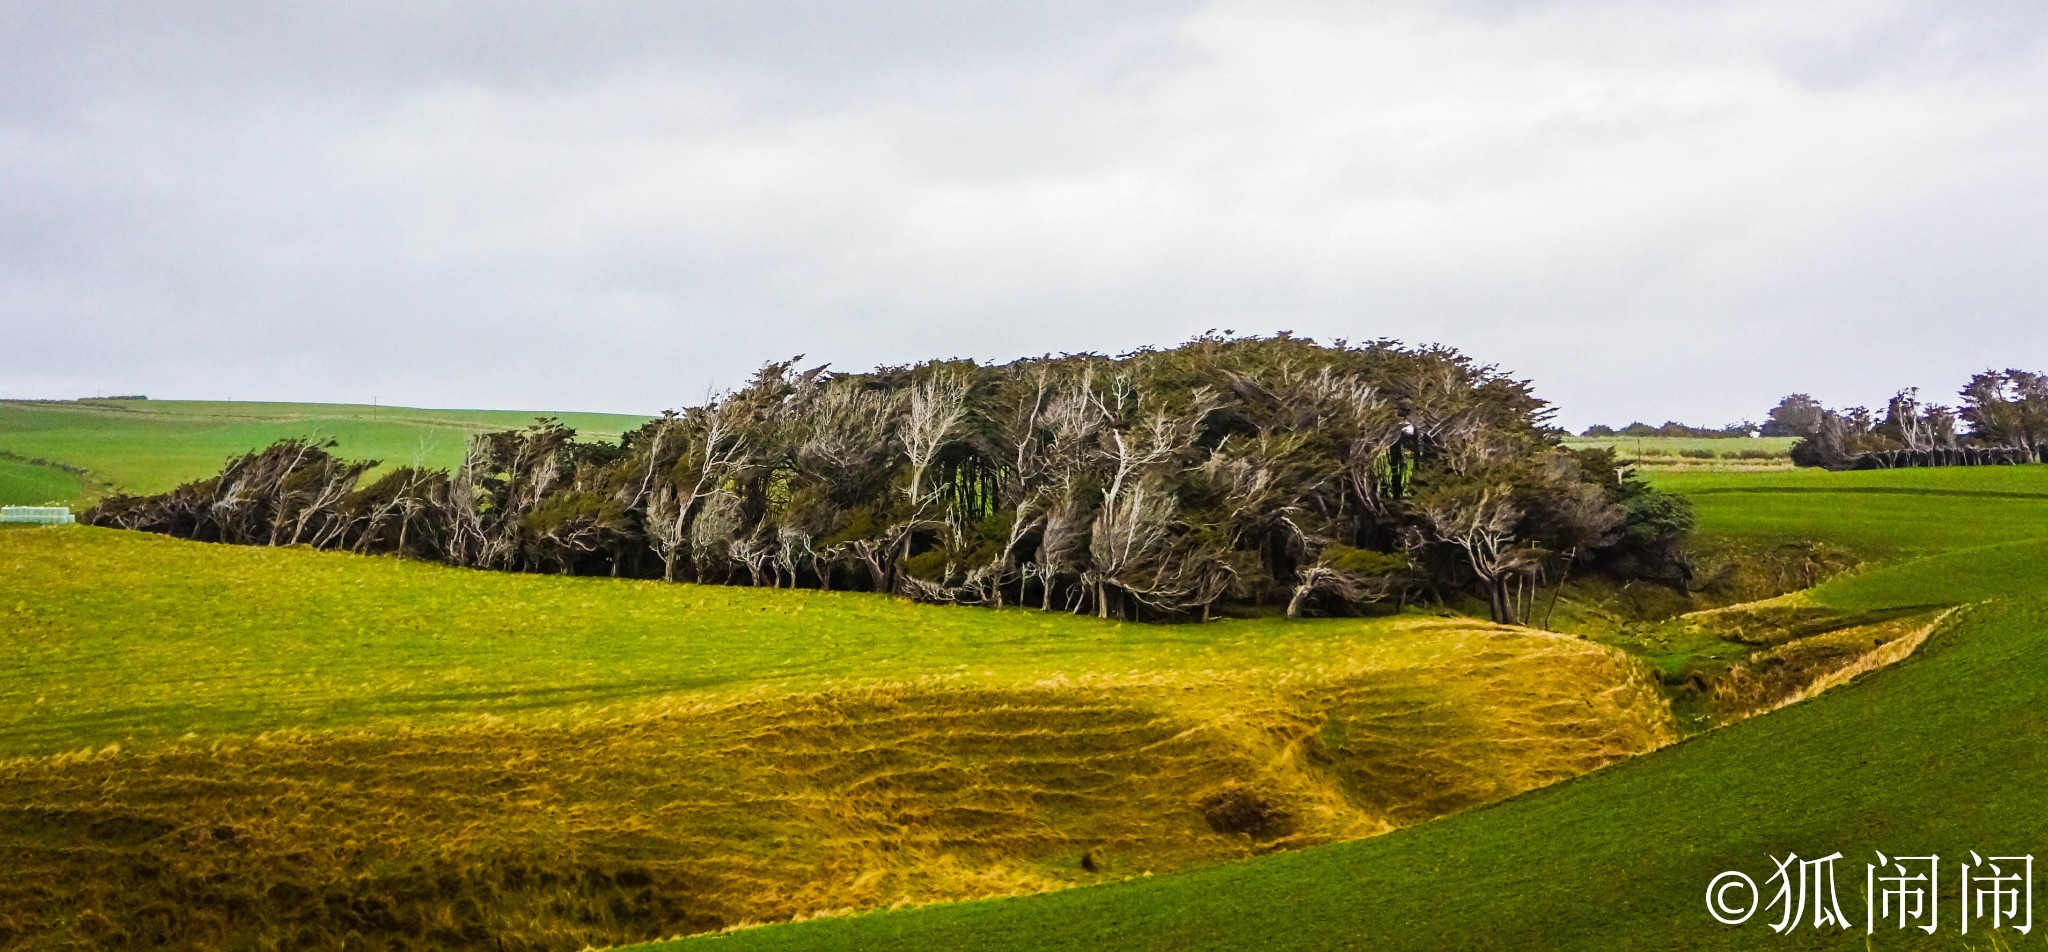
xmin=1771 ymin=368 xmax=2048 ymax=469
xmin=89 ymin=335 xmax=1693 ymax=625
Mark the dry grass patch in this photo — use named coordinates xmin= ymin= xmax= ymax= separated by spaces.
xmin=0 ymin=627 xmax=1671 ymax=950
xmin=1702 ymin=608 xmax=1954 ymax=725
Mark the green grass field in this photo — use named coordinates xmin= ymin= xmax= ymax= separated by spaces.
xmin=0 ymin=455 xmax=84 ymax=507
xmin=645 ymin=464 xmax=2048 ymax=951
xmin=7 ymin=404 xmax=2047 ymax=950
xmin=0 ymin=399 xmax=649 ymax=506
xmin=0 ymin=525 xmax=1671 ymax=949
xmin=1652 ymin=465 xmax=2048 ymax=556
xmin=1564 ymin=435 xmax=1796 ymax=467
xmin=0 ymin=526 xmax=1669 ymax=759
xmin=1655 ymin=464 xmax=2048 ymax=496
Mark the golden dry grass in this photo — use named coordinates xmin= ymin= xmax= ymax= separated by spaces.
xmin=1702 ymin=607 xmax=1954 ymax=725
xmin=0 ymin=622 xmax=1672 ymax=950
xmin=635 ymin=547 xmax=2048 ymax=952
xmin=0 ymin=527 xmax=1657 ymax=759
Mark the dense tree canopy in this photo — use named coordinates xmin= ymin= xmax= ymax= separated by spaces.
xmin=90 ymin=335 xmax=1691 ymax=624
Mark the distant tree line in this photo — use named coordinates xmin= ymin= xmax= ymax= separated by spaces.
xmin=1579 ymin=421 xmax=1760 ymax=439
xmin=87 ymin=336 xmax=1694 ymax=625
xmin=1770 ymin=369 xmax=2048 ymax=469
xmin=2 ymin=395 xmax=148 ymax=404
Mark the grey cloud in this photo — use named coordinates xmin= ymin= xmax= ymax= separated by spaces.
xmin=3 ymin=1 xmax=2046 ymax=428
xmin=1 ymin=2 xmax=1198 ymax=116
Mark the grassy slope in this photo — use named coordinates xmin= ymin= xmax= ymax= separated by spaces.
xmin=651 ymin=465 xmax=2048 ymax=951
xmin=0 ymin=526 xmax=1658 ymax=758
xmin=0 ymin=457 xmax=82 ymax=508
xmin=0 ymin=526 xmax=1673 ymax=948
xmin=1564 ymin=435 xmax=1798 ymax=458
xmin=1652 ymin=467 xmax=2048 ymax=557
xmin=0 ymin=399 xmax=648 ymax=504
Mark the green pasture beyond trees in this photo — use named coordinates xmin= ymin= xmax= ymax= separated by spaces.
xmin=1653 ymin=466 xmax=2048 ymax=556
xmin=1563 ymin=435 xmax=1798 ymax=458
xmin=0 ymin=456 xmax=83 ymax=508
xmin=648 ymin=464 xmax=2048 ymax=951
xmin=0 ymin=399 xmax=648 ymax=505
xmin=8 ymin=408 xmax=2048 ymax=948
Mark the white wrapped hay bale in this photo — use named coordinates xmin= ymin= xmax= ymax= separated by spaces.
xmin=0 ymin=506 xmax=75 ymax=525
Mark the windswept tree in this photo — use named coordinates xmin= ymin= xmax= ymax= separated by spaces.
xmin=787 ymin=379 xmax=899 ymax=590
xmin=344 ymin=466 xmax=449 ymax=557
xmin=1880 ymin=388 xmax=1958 ymax=453
xmin=1961 ymin=369 xmax=2048 ymax=452
xmin=91 ymin=334 xmax=1696 ymax=625
xmin=91 ymin=438 xmax=375 ymax=548
xmin=1766 ymin=394 xmax=1825 ymax=439
xmin=1411 ymin=480 xmax=1536 ymax=625
xmin=642 ymin=408 xmax=748 ymax=582
xmin=1777 ymin=370 xmax=2048 ymax=469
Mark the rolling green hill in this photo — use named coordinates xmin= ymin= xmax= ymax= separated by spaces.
xmin=7 ymin=413 xmax=2045 ymax=949
xmin=0 ymin=455 xmax=84 ymax=508
xmin=0 ymin=399 xmax=649 ymax=506
xmin=645 ymin=465 xmax=2048 ymax=951
xmin=1650 ymin=465 xmax=2048 ymax=556
xmin=1562 ymin=435 xmax=1796 ymax=469
xmin=0 ymin=525 xmax=1671 ymax=949
xmin=0 ymin=527 xmax=1670 ymax=759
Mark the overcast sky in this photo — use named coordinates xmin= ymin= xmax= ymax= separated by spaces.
xmin=4 ymin=1 xmax=2046 ymax=429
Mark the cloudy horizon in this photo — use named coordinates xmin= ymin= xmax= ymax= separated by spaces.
xmin=5 ymin=0 xmax=2047 ymax=429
